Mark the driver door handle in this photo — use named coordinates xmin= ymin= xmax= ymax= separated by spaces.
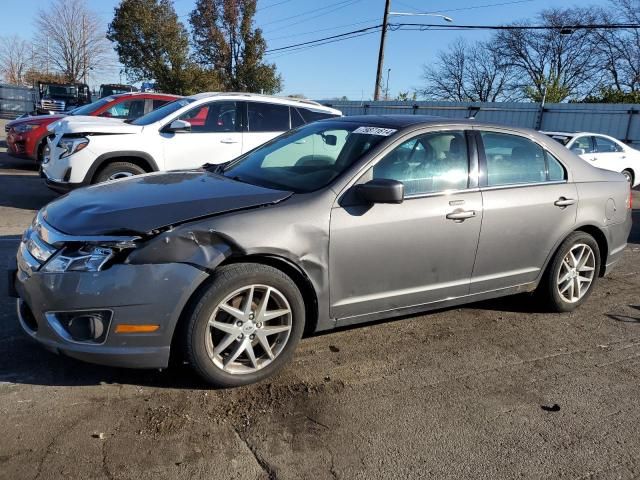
xmin=446 ymin=210 xmax=476 ymax=221
xmin=220 ymin=138 xmax=239 ymax=144
xmin=554 ymin=197 xmax=577 ymax=207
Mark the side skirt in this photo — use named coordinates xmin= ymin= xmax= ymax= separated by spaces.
xmin=333 ymin=282 xmax=537 ymax=329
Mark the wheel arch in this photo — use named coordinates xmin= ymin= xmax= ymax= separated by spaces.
xmin=541 ymin=225 xmax=609 ymax=281
xmin=169 ymin=253 xmax=320 ymax=365
xmin=83 ymin=151 xmax=159 ymax=184
xmin=218 ymin=254 xmax=319 ymax=337
xmin=574 ymin=225 xmax=609 ymax=277
xmin=622 ymin=167 xmax=635 ymax=185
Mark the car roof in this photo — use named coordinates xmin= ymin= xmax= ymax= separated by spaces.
xmin=109 ymin=92 xmax=180 ymax=99
xmin=185 ymin=92 xmax=339 ymax=112
xmin=328 ymin=114 xmax=530 ymax=131
xmin=541 ymin=130 xmax=612 ymax=137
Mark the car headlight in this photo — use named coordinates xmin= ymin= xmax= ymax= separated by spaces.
xmin=42 ymin=245 xmax=114 ymax=273
xmin=14 ymin=123 xmax=40 ymax=133
xmin=59 ymin=137 xmax=89 ymax=158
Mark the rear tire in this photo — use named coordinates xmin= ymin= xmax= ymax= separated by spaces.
xmin=537 ymin=231 xmax=601 ymax=312
xmin=622 ymin=169 xmax=634 ymax=185
xmin=93 ymin=161 xmax=146 ymax=184
xmin=185 ymin=263 xmax=305 ymax=387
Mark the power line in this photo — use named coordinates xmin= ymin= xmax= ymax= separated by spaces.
xmin=266 ymin=17 xmax=381 ymax=42
xmin=266 ymin=25 xmax=382 ymax=53
xmin=394 ymin=0 xmax=536 ymax=15
xmin=266 ymin=22 xmax=640 ymax=55
xmin=261 ymin=0 xmax=356 ymax=27
xmin=262 ymin=0 xmax=363 ymax=34
xmin=258 ymin=0 xmax=296 ymax=11
xmin=266 ymin=31 xmax=380 ymax=60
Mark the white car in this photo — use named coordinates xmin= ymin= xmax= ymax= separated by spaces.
xmin=542 ymin=131 xmax=640 ymax=187
xmin=42 ymin=92 xmax=342 ymax=192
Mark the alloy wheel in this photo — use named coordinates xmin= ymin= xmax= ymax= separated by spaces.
xmin=206 ymin=284 xmax=292 ymax=374
xmin=556 ymin=243 xmax=596 ymax=303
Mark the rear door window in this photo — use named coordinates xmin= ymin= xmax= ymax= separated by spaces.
xmin=594 ymin=136 xmax=622 ymax=153
xmin=480 ymin=132 xmax=564 ymax=186
xmin=247 ymin=102 xmax=290 ymax=132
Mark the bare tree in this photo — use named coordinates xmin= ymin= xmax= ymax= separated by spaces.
xmin=591 ymin=0 xmax=640 ymax=93
xmin=419 ymin=38 xmax=516 ymax=101
xmin=33 ymin=0 xmax=109 ymax=83
xmin=493 ymin=7 xmax=603 ymax=102
xmin=0 ymin=35 xmax=32 ymax=84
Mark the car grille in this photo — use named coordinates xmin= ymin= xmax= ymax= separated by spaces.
xmin=40 ymin=99 xmax=66 ymax=112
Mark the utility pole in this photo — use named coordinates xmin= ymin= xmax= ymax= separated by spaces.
xmin=374 ymin=0 xmax=391 ymax=101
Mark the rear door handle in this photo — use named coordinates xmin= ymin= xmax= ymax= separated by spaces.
xmin=554 ymin=197 xmax=577 ymax=207
xmin=220 ymin=138 xmax=239 ymax=144
xmin=446 ymin=210 xmax=476 ymax=222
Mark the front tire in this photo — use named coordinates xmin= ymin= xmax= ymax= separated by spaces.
xmin=622 ymin=169 xmax=634 ymax=185
xmin=93 ymin=161 xmax=146 ymax=184
xmin=538 ymin=231 xmax=601 ymax=312
xmin=185 ymin=263 xmax=305 ymax=387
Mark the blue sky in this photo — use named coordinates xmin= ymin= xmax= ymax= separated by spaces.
xmin=2 ymin=0 xmax=613 ymax=99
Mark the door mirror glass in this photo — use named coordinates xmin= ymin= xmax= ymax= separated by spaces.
xmin=571 ymin=147 xmax=585 ymax=155
xmin=356 ymin=178 xmax=404 ymax=204
xmin=166 ymin=119 xmax=191 ymax=133
xmin=323 ymin=134 xmax=337 ymax=146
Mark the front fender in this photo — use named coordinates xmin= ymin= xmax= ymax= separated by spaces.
xmin=126 ymin=229 xmax=235 ymax=271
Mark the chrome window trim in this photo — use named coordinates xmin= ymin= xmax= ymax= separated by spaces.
xmin=403 ymin=187 xmax=481 ymax=200
xmin=480 ymin=180 xmax=568 ymax=192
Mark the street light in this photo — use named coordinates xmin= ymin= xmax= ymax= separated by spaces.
xmin=373 ymin=1 xmax=453 ymax=100
xmin=385 ymin=68 xmax=391 ymax=100
xmin=388 ymin=12 xmax=453 ymax=22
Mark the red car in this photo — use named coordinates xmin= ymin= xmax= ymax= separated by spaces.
xmin=5 ymin=92 xmax=180 ymax=163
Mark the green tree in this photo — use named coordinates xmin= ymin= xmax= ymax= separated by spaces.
xmin=190 ymin=0 xmax=282 ymax=94
xmin=523 ymin=75 xmax=571 ymax=103
xmin=108 ymin=0 xmax=217 ymax=94
xmin=581 ymin=86 xmax=640 ymax=103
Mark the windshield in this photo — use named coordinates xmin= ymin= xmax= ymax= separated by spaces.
xmin=101 ymin=86 xmax=133 ymax=97
xmin=131 ymin=98 xmax=194 ymax=126
xmin=69 ymin=97 xmax=115 ymax=116
xmin=222 ymin=121 xmax=393 ymax=193
xmin=43 ymin=85 xmax=77 ymax=98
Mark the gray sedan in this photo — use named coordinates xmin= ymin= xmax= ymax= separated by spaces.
xmin=10 ymin=116 xmax=632 ymax=387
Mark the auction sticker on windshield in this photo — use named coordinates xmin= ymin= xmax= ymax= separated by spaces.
xmin=353 ymin=126 xmax=397 ymax=136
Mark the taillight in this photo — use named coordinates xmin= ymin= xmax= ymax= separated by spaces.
xmin=627 ymin=186 xmax=633 ymax=210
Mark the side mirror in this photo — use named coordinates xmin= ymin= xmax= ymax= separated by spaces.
xmin=571 ymin=147 xmax=585 ymax=155
xmin=355 ymin=178 xmax=404 ymax=204
xmin=165 ymin=119 xmax=191 ymax=133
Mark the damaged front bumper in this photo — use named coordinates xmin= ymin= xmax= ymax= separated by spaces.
xmin=12 ymin=260 xmax=209 ymax=369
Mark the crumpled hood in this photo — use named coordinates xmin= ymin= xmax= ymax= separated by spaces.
xmin=48 ymin=115 xmax=141 ymax=135
xmin=42 ymin=171 xmax=293 ymax=236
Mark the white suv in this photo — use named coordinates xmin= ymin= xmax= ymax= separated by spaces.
xmin=42 ymin=92 xmax=342 ymax=192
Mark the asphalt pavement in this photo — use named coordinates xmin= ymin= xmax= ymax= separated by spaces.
xmin=1 ymin=119 xmax=640 ymax=479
